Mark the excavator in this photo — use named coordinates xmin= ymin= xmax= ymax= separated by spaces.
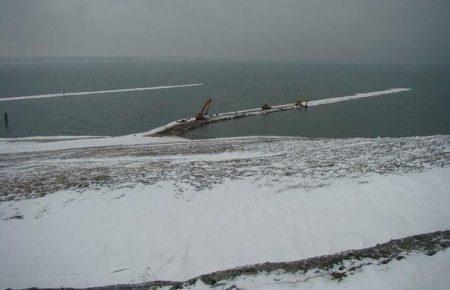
xmin=195 ymin=98 xmax=212 ymax=120
xmin=295 ymin=98 xmax=308 ymax=108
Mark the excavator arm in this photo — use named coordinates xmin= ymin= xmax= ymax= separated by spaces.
xmin=195 ymin=98 xmax=212 ymax=120
xmin=200 ymin=98 xmax=212 ymax=115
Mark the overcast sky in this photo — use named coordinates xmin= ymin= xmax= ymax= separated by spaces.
xmin=0 ymin=0 xmax=449 ymax=64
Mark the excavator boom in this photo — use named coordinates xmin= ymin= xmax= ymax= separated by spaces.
xmin=200 ymin=98 xmax=212 ymax=115
xmin=196 ymin=98 xmax=212 ymax=120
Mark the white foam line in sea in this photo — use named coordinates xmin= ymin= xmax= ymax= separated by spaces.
xmin=0 ymin=83 xmax=205 ymax=102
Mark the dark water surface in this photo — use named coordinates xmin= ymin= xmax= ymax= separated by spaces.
xmin=0 ymin=58 xmax=449 ymax=138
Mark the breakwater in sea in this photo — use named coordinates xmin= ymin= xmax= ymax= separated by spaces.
xmin=143 ymin=88 xmax=410 ymax=136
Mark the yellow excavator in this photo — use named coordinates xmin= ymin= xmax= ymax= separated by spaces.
xmin=295 ymin=98 xmax=308 ymax=108
xmin=195 ymin=98 xmax=212 ymax=120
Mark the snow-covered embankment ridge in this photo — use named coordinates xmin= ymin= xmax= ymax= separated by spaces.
xmin=0 ymin=135 xmax=449 ymax=288
xmin=69 ymin=230 xmax=450 ymax=290
xmin=143 ymin=88 xmax=410 ymax=136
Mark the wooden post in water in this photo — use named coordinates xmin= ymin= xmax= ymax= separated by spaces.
xmin=3 ymin=113 xmax=7 ymax=126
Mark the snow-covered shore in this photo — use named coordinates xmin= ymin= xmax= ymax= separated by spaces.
xmin=0 ymin=135 xmax=449 ymax=289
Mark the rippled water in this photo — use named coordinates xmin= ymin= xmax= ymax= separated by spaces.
xmin=0 ymin=58 xmax=449 ymax=138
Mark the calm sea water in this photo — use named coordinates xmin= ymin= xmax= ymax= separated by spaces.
xmin=0 ymin=58 xmax=449 ymax=139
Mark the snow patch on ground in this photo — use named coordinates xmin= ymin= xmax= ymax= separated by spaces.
xmin=0 ymin=167 xmax=449 ymax=288
xmin=0 ymin=134 xmax=448 ymax=289
xmin=1 ymin=135 xmax=447 ymax=201
xmin=0 ymin=134 xmax=184 ymax=154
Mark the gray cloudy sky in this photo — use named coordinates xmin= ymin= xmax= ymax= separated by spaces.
xmin=0 ymin=0 xmax=449 ymax=64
